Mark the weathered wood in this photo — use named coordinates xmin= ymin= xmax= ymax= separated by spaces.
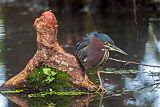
xmin=2 ymin=10 xmax=97 ymax=91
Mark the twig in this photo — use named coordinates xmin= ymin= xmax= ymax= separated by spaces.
xmin=138 ymin=82 xmax=160 ymax=90
xmin=109 ymin=58 xmax=160 ymax=68
xmin=151 ymin=84 xmax=159 ymax=92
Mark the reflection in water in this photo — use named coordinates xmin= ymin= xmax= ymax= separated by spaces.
xmin=125 ymin=21 xmax=160 ymax=107
xmin=0 ymin=8 xmax=8 ymax=107
xmin=4 ymin=94 xmax=96 ymax=107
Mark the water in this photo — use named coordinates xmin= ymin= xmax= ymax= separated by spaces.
xmin=1 ymin=1 xmax=160 ymax=107
xmin=0 ymin=7 xmax=8 ymax=107
xmin=124 ymin=21 xmax=160 ymax=106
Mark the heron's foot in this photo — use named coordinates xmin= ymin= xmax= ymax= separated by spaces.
xmin=96 ymin=85 xmax=106 ymax=93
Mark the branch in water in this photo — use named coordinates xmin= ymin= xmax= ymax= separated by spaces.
xmin=138 ymin=82 xmax=160 ymax=90
xmin=109 ymin=58 xmax=160 ymax=68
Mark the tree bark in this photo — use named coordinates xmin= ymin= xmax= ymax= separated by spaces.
xmin=2 ymin=10 xmax=97 ymax=91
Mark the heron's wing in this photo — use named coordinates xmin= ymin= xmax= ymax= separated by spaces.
xmin=75 ymin=41 xmax=89 ymax=68
xmin=75 ymin=33 xmax=95 ymax=68
xmin=75 ymin=34 xmax=92 ymax=50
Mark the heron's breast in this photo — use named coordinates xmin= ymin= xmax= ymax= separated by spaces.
xmin=86 ymin=49 xmax=109 ymax=69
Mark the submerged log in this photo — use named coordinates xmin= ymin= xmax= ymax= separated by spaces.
xmin=2 ymin=10 xmax=97 ymax=91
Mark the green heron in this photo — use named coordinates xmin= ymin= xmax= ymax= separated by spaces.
xmin=75 ymin=32 xmax=127 ymax=92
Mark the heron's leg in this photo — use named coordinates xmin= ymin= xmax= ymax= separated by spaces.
xmin=97 ymin=70 xmax=103 ymax=86
xmin=96 ymin=70 xmax=106 ymax=92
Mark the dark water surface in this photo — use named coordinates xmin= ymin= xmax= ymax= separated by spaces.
xmin=0 ymin=2 xmax=160 ymax=107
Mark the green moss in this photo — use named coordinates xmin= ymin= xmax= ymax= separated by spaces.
xmin=27 ymin=66 xmax=72 ymax=91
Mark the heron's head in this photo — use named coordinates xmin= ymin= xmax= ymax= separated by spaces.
xmin=93 ymin=32 xmax=127 ymax=55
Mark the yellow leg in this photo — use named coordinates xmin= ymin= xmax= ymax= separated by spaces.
xmin=96 ymin=70 xmax=106 ymax=92
xmin=97 ymin=70 xmax=103 ymax=86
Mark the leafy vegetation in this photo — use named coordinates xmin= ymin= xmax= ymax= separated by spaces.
xmin=27 ymin=66 xmax=72 ymax=91
xmin=43 ymin=68 xmax=57 ymax=83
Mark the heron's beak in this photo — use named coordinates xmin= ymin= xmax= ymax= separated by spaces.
xmin=109 ymin=45 xmax=127 ymax=55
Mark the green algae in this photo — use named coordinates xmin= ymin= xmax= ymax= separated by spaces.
xmin=103 ymin=68 xmax=137 ymax=74
xmin=0 ymin=90 xmax=24 ymax=94
xmin=87 ymin=68 xmax=137 ymax=85
xmin=28 ymin=91 xmax=92 ymax=98
xmin=27 ymin=66 xmax=72 ymax=91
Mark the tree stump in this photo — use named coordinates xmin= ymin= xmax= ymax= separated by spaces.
xmin=2 ymin=10 xmax=97 ymax=91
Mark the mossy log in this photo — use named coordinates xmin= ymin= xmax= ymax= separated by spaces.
xmin=2 ymin=10 xmax=97 ymax=91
